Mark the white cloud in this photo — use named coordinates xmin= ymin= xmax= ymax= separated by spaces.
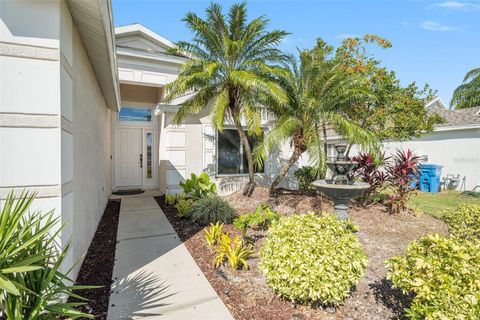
xmin=431 ymin=1 xmax=480 ymax=11
xmin=336 ymin=34 xmax=359 ymax=40
xmin=421 ymin=20 xmax=460 ymax=31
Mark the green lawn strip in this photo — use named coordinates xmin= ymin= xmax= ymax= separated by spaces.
xmin=407 ymin=191 xmax=480 ymax=219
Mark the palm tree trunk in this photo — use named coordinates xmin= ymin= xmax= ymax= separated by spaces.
xmin=234 ymin=119 xmax=256 ymax=196
xmin=322 ymin=122 xmax=328 ymax=161
xmin=269 ymin=145 xmax=302 ymax=197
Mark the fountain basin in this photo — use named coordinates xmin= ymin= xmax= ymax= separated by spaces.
xmin=313 ymin=180 xmax=369 ymax=220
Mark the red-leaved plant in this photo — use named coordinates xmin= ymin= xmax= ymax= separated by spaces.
xmin=385 ymin=149 xmax=420 ymax=213
xmin=350 ymin=152 xmax=389 ymax=204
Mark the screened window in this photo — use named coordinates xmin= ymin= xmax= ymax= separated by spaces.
xmin=217 ymin=129 xmax=263 ymax=175
xmin=119 ymin=107 xmax=152 ymax=122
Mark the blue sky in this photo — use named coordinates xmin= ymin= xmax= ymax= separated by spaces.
xmin=113 ymin=0 xmax=480 ymax=107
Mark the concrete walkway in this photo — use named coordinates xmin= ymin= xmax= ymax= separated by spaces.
xmin=107 ymin=196 xmax=234 ymax=320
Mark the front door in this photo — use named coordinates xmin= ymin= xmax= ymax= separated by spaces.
xmin=115 ymin=128 xmax=143 ymax=187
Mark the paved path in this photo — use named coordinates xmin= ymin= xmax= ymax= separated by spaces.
xmin=107 ymin=196 xmax=234 ymax=320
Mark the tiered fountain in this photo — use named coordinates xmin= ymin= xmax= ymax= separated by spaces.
xmin=312 ymin=144 xmax=369 ymax=220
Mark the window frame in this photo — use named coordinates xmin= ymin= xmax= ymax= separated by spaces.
xmin=118 ymin=106 xmax=153 ymax=123
xmin=215 ymin=127 xmax=265 ymax=177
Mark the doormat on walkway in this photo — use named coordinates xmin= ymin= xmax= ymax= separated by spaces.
xmin=112 ymin=189 xmax=144 ymax=195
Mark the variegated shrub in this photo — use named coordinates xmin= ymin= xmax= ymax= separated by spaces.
xmin=259 ymin=213 xmax=367 ymax=306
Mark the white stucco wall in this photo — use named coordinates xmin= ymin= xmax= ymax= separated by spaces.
xmin=382 ymin=129 xmax=480 ymax=191
xmin=159 ymin=110 xmax=300 ymax=195
xmin=68 ymin=18 xmax=113 ymax=278
xmin=1 ymin=0 xmax=113 ymax=279
xmin=328 ymin=128 xmax=480 ymax=191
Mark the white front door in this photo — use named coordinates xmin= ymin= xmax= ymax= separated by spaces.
xmin=115 ymin=128 xmax=143 ymax=187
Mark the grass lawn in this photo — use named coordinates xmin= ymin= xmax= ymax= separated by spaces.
xmin=407 ymin=191 xmax=480 ymax=219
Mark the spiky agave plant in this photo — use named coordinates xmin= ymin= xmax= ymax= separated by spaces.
xmin=0 ymin=192 xmax=96 ymax=319
xmin=165 ymin=2 xmax=289 ymax=196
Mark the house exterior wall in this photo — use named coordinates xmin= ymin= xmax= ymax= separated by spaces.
xmin=0 ymin=0 xmax=113 ymax=279
xmin=382 ymin=128 xmax=480 ymax=191
xmin=69 ymin=18 xmax=113 ymax=278
xmin=159 ymin=110 xmax=300 ymax=195
xmin=328 ymin=128 xmax=480 ymax=191
xmin=0 ymin=0 xmax=63 ymax=245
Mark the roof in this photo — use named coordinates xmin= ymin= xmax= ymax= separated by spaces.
xmin=425 ymin=98 xmax=480 ymax=129
xmin=114 ymin=24 xmax=188 ymax=66
xmin=425 ymin=96 xmax=447 ymax=110
xmin=115 ymin=24 xmax=176 ymax=50
xmin=66 ymin=0 xmax=120 ymax=111
xmin=154 ymin=92 xmax=197 ymax=114
xmin=454 ymin=106 xmax=480 ymax=115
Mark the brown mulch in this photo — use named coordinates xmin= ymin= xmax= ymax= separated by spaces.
xmin=154 ymin=188 xmax=447 ymax=320
xmin=72 ymin=199 xmax=121 ymax=319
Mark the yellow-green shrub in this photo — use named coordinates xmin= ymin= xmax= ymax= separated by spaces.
xmin=443 ymin=204 xmax=480 ymax=240
xmin=204 ymin=222 xmax=224 ymax=247
xmin=175 ymin=197 xmax=194 ymax=218
xmin=387 ymin=234 xmax=480 ymax=320
xmin=165 ymin=194 xmax=178 ymax=206
xmin=259 ymin=213 xmax=367 ymax=306
xmin=233 ymin=204 xmax=279 ymax=235
xmin=214 ymin=233 xmax=252 ymax=270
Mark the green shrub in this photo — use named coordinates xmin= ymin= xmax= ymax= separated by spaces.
xmin=191 ymin=195 xmax=235 ymax=225
xmin=204 ymin=222 xmax=224 ymax=247
xmin=443 ymin=204 xmax=480 ymax=240
xmin=0 ymin=192 xmax=95 ymax=319
xmin=293 ymin=166 xmax=320 ymax=191
xmin=386 ymin=234 xmax=480 ymax=320
xmin=175 ymin=197 xmax=194 ymax=218
xmin=214 ymin=233 xmax=253 ymax=270
xmin=233 ymin=204 xmax=280 ymax=235
xmin=180 ymin=172 xmax=217 ymax=199
xmin=165 ymin=194 xmax=178 ymax=206
xmin=259 ymin=213 xmax=367 ymax=306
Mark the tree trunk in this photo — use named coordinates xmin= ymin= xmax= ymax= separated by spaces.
xmin=269 ymin=146 xmax=302 ymax=197
xmin=322 ymin=122 xmax=328 ymax=160
xmin=234 ymin=119 xmax=256 ymax=196
xmin=346 ymin=143 xmax=353 ymax=158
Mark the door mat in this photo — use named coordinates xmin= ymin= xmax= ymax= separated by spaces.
xmin=112 ymin=189 xmax=145 ymax=195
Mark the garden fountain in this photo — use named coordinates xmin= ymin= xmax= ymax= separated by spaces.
xmin=312 ymin=144 xmax=369 ymax=220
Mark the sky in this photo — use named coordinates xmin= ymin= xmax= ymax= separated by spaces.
xmin=112 ymin=0 xmax=480 ymax=107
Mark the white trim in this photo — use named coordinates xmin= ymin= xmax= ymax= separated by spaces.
xmin=425 ymin=96 xmax=447 ymax=109
xmin=434 ymin=123 xmax=480 ymax=132
xmin=116 ymin=47 xmax=187 ymax=65
xmin=115 ymin=24 xmax=177 ymax=50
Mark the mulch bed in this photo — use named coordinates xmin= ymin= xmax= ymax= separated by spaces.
xmin=72 ymin=199 xmax=121 ymax=319
xmin=155 ymin=188 xmax=448 ymax=320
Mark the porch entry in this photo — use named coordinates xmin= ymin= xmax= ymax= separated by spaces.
xmin=115 ymin=128 xmax=143 ymax=187
xmin=113 ymin=105 xmax=157 ymax=190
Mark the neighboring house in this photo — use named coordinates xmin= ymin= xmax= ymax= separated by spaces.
xmin=328 ymin=97 xmax=480 ymax=191
xmin=383 ymin=98 xmax=480 ymax=191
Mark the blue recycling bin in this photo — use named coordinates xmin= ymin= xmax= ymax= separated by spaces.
xmin=418 ymin=164 xmax=443 ymax=193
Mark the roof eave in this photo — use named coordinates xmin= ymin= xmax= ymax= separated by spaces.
xmin=66 ymin=0 xmax=120 ymax=111
xmin=434 ymin=123 xmax=480 ymax=132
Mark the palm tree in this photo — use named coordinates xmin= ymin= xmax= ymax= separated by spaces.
xmin=165 ymin=2 xmax=288 ymax=196
xmin=451 ymin=67 xmax=480 ymax=109
xmin=255 ymin=46 xmax=378 ymax=197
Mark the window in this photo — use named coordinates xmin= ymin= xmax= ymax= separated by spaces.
xmin=217 ymin=129 xmax=264 ymax=175
xmin=146 ymin=132 xmax=153 ymax=179
xmin=119 ymin=107 xmax=152 ymax=122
